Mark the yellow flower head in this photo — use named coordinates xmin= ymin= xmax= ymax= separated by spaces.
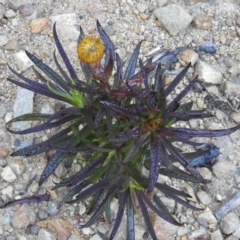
xmin=77 ymin=36 xmax=105 ymax=64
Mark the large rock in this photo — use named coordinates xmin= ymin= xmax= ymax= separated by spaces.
xmin=220 ymin=212 xmax=240 ymax=234
xmin=12 ymin=204 xmax=37 ymax=229
xmin=154 ymin=4 xmax=193 ymax=36
xmin=223 ymin=81 xmax=240 ymax=95
xmin=195 ymin=60 xmax=222 ymax=84
xmin=13 ymin=87 xmax=34 ymax=130
xmin=8 ymin=0 xmax=39 ymax=10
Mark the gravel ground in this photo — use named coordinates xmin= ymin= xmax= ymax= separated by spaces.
xmin=1 ymin=0 xmax=240 ymax=239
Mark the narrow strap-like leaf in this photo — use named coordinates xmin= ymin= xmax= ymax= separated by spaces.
xmin=158 ymin=166 xmax=201 ymax=183
xmin=124 ymin=41 xmax=142 ymax=81
xmin=140 ymin=191 xmax=181 ymax=226
xmin=25 ymin=50 xmax=71 ymax=92
xmin=110 ymin=127 xmax=141 ymax=143
xmin=68 ymin=177 xmax=113 ymax=204
xmin=40 ymin=151 xmax=76 ymax=185
xmin=7 ymin=113 xmax=50 ymax=124
xmin=97 ymin=20 xmax=115 ymax=67
xmin=171 ymin=125 xmax=240 ymax=138
xmin=166 ymin=76 xmax=198 ymax=113
xmin=58 ymin=180 xmax=90 ymax=208
xmin=46 ymin=107 xmax=81 ymax=123
xmin=160 ymin=136 xmax=206 ymax=183
xmin=139 ymin=59 xmax=154 ymax=110
xmin=87 ymin=189 xmax=105 ymax=215
xmin=110 ymin=190 xmax=128 ymax=240
xmin=53 ymin=23 xmax=80 ymax=83
xmin=82 ymin=184 xmax=117 ymax=228
xmin=7 ymin=115 xmax=76 ymax=135
xmin=116 ymin=53 xmax=123 ymax=86
xmin=127 ymin=192 xmax=135 ymax=240
xmin=100 ymin=100 xmax=141 ymax=119
xmin=123 ymin=133 xmax=149 ymax=165
xmin=66 ymin=153 xmax=107 ymax=187
xmin=10 ymin=121 xmax=81 ymax=156
xmin=148 ymin=133 xmax=162 ymax=192
xmin=165 ymin=62 xmax=191 ymax=97
xmin=135 ymin=190 xmax=157 ymax=240
xmin=7 ymin=77 xmax=70 ymax=103
xmin=53 ymin=50 xmax=72 ymax=85
xmin=0 ymin=194 xmax=50 ymax=209
xmin=155 ymin=183 xmax=191 ymax=198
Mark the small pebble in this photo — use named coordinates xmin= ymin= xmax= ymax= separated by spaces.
xmin=1 ymin=166 xmax=17 ymax=182
xmin=18 ymin=4 xmax=34 ymax=16
xmin=30 ymin=17 xmax=51 ymax=34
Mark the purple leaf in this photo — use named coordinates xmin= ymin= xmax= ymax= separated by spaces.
xmin=110 ymin=191 xmax=128 ymax=240
xmin=124 ymin=41 xmax=142 ymax=81
xmin=53 ymin=23 xmax=80 ymax=83
xmin=97 ymin=20 xmax=115 ymax=67
xmin=0 ymin=194 xmax=50 ymax=209
xmin=148 ymin=133 xmax=162 ymax=192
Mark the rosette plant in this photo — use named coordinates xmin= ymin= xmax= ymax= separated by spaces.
xmin=3 ymin=21 xmax=240 ymax=240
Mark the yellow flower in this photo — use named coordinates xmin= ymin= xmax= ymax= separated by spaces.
xmin=77 ymin=36 xmax=105 ymax=64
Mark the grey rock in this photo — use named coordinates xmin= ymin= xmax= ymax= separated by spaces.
xmin=231 ymin=112 xmax=240 ymax=123
xmin=0 ymin=159 xmax=7 ymax=166
xmin=78 ymin=202 xmax=86 ymax=215
xmin=183 ymin=34 xmax=193 ymax=45
xmin=215 ymin=192 xmax=240 ymax=220
xmin=54 ymin=162 xmax=67 ymax=178
xmin=228 ymin=66 xmax=240 ymax=78
xmin=233 ymin=227 xmax=240 ymax=238
xmin=18 ymin=4 xmax=34 ymax=16
xmin=189 ymin=228 xmax=207 ymax=240
xmin=8 ymin=0 xmax=37 ymax=10
xmin=29 ymin=225 xmax=40 ymax=235
xmin=49 ymin=13 xmax=78 ymax=42
xmin=97 ymin=222 xmax=110 ymax=234
xmin=197 ymin=208 xmax=217 ymax=229
xmin=226 ymin=17 xmax=233 ymax=26
xmin=223 ymin=57 xmax=236 ymax=68
xmin=13 ymin=50 xmax=34 ymax=71
xmin=104 ymin=25 xmax=114 ymax=36
xmin=13 ymin=87 xmax=34 ymax=130
xmin=82 ymin=227 xmax=94 ymax=235
xmin=38 ymin=209 xmax=48 ymax=220
xmin=210 ymin=229 xmax=223 ymax=240
xmin=220 ymin=212 xmax=239 ymax=234
xmin=41 ymin=103 xmax=54 ymax=114
xmin=0 ymin=0 xmax=7 ymax=5
xmin=195 ymin=60 xmax=222 ymax=84
xmin=3 ymin=39 xmax=21 ymax=51
xmin=236 ymin=17 xmax=240 ymax=27
xmin=1 ymin=166 xmax=17 ymax=182
xmin=156 ymin=0 xmax=168 ymax=7
xmin=12 ymin=204 xmax=37 ymax=229
xmin=17 ymin=138 xmax=34 ymax=150
xmin=223 ymin=81 xmax=240 ymax=95
xmin=0 ymin=34 xmax=9 ymax=46
xmin=212 ymin=160 xmax=235 ymax=179
xmin=89 ymin=234 xmax=102 ymax=240
xmin=8 ymin=159 xmax=25 ymax=175
xmin=154 ymin=4 xmax=193 ymax=36
xmin=5 ymin=9 xmax=17 ymax=18
xmin=1 ymin=185 xmax=14 ymax=198
xmin=38 ymin=228 xmax=56 ymax=240
xmin=47 ymin=201 xmax=59 ymax=215
xmin=136 ymin=3 xmax=148 ymax=13
xmin=0 ymin=9 xmax=3 ymax=20
xmin=197 ymin=190 xmax=212 ymax=205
